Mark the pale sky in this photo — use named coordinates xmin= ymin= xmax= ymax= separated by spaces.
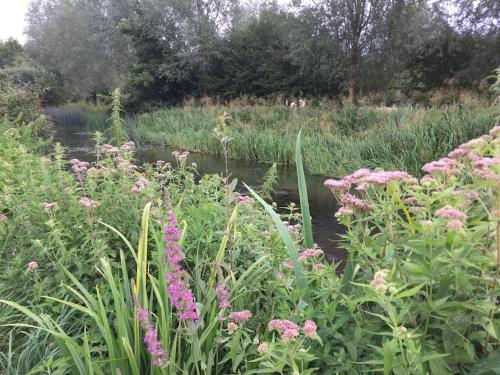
xmin=0 ymin=0 xmax=30 ymax=43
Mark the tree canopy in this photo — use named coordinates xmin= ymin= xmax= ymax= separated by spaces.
xmin=20 ymin=0 xmax=499 ymax=109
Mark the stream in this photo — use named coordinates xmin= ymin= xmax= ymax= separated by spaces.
xmin=52 ymin=118 xmax=345 ymax=261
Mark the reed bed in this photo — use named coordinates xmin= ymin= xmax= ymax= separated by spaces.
xmin=123 ymin=104 xmax=498 ymax=176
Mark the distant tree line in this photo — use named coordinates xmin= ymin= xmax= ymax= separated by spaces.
xmin=3 ymin=0 xmax=498 ymax=110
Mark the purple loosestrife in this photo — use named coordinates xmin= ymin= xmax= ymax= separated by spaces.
xmin=136 ymin=307 xmax=168 ymax=366
xmin=216 ymin=283 xmax=231 ymax=309
xmin=164 ymin=211 xmax=199 ymax=321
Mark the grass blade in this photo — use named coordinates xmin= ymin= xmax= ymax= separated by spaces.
xmin=244 ymin=183 xmax=307 ymax=294
xmin=295 ymin=130 xmax=314 ymax=248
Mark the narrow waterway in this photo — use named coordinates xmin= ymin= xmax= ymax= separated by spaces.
xmin=52 ymin=119 xmax=345 ymax=261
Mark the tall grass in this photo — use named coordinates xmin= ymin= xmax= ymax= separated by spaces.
xmin=45 ymin=103 xmax=108 ymax=132
xmin=124 ymin=104 xmax=498 ymax=176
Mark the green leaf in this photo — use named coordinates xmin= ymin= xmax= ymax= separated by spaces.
xmin=383 ymin=339 xmax=397 ymax=375
xmin=244 ymin=183 xmax=308 ymax=295
xmin=295 ymin=130 xmax=313 ymax=248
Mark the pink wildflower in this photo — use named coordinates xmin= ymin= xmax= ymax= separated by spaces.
xmin=276 ymin=271 xmax=285 ymax=279
xmin=172 ymin=151 xmax=190 ymax=162
xmin=28 ymin=261 xmax=38 ymax=272
xmin=312 ymin=263 xmax=326 ymax=271
xmin=339 ymin=193 xmax=373 ymax=211
xmin=422 ymin=158 xmax=459 ymax=175
xmin=268 ymin=319 xmax=300 ymax=342
xmin=324 ymin=179 xmax=350 ymax=191
xmin=164 ymin=211 xmax=199 ymax=321
xmin=42 ymin=202 xmax=58 ymax=213
xmin=229 ymin=310 xmax=252 ymax=322
xmin=298 ymin=248 xmax=324 ymax=262
xmin=69 ymin=159 xmax=89 ymax=175
xmin=282 ymin=328 xmax=300 ymax=342
xmin=131 ymin=178 xmax=150 ymax=193
xmin=120 ymin=141 xmax=135 ymax=152
xmin=365 ymin=171 xmax=417 ymax=185
xmin=435 ymin=207 xmax=467 ymax=221
xmin=101 ymin=144 xmax=119 ymax=154
xmin=79 ymin=197 xmax=100 ymax=208
xmin=336 ymin=206 xmax=354 ymax=216
xmin=136 ymin=306 xmax=168 ymax=366
xmin=489 ymin=125 xmax=500 ymax=137
xmin=257 ymin=342 xmax=268 ymax=354
xmin=216 ymin=283 xmax=231 ymax=309
xmin=474 ymin=157 xmax=500 ymax=168
xmin=446 ymin=220 xmax=463 ymax=231
xmin=460 ymin=138 xmax=486 ymax=150
xmin=303 ymin=320 xmax=317 ymax=338
xmin=234 ymin=192 xmax=254 ymax=205
xmin=227 ymin=322 xmax=238 ymax=334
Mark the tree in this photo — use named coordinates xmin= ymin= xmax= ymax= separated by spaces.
xmin=0 ymin=38 xmax=24 ymax=69
xmin=25 ymin=0 xmax=133 ymax=99
xmin=306 ymin=0 xmax=392 ymax=104
xmin=119 ymin=0 xmax=237 ymax=109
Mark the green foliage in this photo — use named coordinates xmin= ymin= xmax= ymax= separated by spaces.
xmin=124 ymin=104 xmax=498 ymax=176
xmin=110 ymin=88 xmax=127 ymax=146
xmin=259 ymin=162 xmax=278 ymax=200
xmin=1 ymin=102 xmax=499 ymax=373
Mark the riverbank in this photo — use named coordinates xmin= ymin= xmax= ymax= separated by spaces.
xmin=2 ymin=99 xmax=500 ymax=373
xmin=48 ymin=103 xmax=499 ymax=176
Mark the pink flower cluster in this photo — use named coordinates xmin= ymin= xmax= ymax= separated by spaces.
xmin=303 ymin=320 xmax=317 ymax=338
xmin=233 ymin=192 xmax=254 ymax=206
xmin=282 ymin=221 xmax=302 ymax=236
xmin=422 ymin=158 xmax=459 ymax=175
xmin=436 ymin=126 xmax=500 ymax=181
xmin=87 ymin=166 xmax=112 ymax=178
xmin=216 ymin=283 xmax=231 ymax=309
xmin=435 ymin=207 xmax=467 ymax=221
xmin=268 ymin=319 xmax=317 ymax=342
xmin=42 ymin=202 xmax=58 ymax=213
xmin=229 ymin=310 xmax=252 ymax=322
xmin=69 ymin=159 xmax=89 ymax=175
xmin=120 ymin=141 xmax=135 ymax=152
xmin=114 ymin=156 xmax=137 ymax=171
xmin=225 ymin=310 xmax=252 ymax=334
xmin=101 ymin=144 xmax=119 ymax=154
xmin=298 ymin=248 xmax=324 ymax=262
xmin=490 ymin=125 xmax=500 ymax=137
xmin=131 ymin=178 xmax=150 ymax=193
xmin=325 ymin=168 xmax=416 ymax=193
xmin=164 ymin=211 xmax=199 ymax=321
xmin=28 ymin=261 xmax=38 ymax=272
xmin=268 ymin=319 xmax=300 ymax=342
xmin=339 ymin=193 xmax=373 ymax=211
xmin=473 ymin=157 xmax=500 ymax=181
xmin=79 ymin=197 xmax=100 ymax=208
xmin=172 ymin=151 xmax=190 ymax=163
xmin=136 ymin=307 xmax=168 ymax=366
xmin=370 ymin=269 xmax=390 ymax=294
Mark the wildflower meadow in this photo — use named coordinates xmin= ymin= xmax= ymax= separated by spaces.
xmin=1 ymin=94 xmax=499 ymax=375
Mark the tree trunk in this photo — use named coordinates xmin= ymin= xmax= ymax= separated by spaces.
xmin=349 ymin=43 xmax=360 ymax=105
